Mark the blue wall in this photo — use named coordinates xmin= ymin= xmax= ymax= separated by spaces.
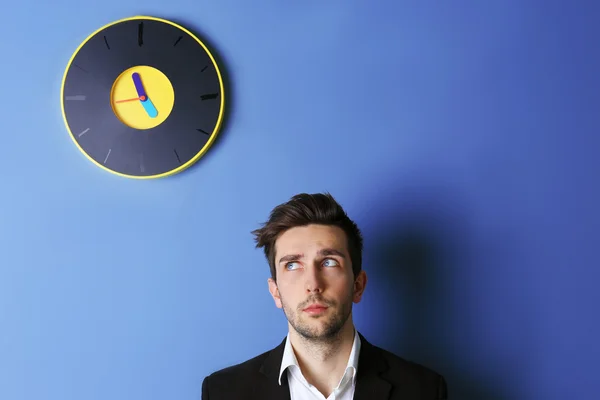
xmin=1 ymin=1 xmax=598 ymax=399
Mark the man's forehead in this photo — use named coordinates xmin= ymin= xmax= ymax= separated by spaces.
xmin=274 ymin=225 xmax=348 ymax=258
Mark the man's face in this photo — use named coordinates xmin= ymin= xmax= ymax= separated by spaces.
xmin=267 ymin=224 xmax=367 ymax=341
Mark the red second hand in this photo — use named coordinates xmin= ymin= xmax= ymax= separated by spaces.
xmin=115 ymin=95 xmax=145 ymax=103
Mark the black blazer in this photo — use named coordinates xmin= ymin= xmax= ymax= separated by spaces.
xmin=201 ymin=332 xmax=448 ymax=399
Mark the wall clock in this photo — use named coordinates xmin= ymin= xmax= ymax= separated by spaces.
xmin=60 ymin=16 xmax=225 ymax=179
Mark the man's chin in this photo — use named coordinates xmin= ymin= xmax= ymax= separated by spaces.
xmin=294 ymin=321 xmax=343 ymax=339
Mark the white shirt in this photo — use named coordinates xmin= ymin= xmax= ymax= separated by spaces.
xmin=278 ymin=330 xmax=361 ymax=400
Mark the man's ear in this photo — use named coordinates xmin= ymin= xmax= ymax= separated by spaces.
xmin=268 ymin=278 xmax=283 ymax=309
xmin=352 ymin=270 xmax=368 ymax=303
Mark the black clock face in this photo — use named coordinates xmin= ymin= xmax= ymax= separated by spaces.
xmin=61 ymin=16 xmax=225 ymax=178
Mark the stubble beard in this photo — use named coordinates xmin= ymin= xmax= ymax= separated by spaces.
xmin=281 ymin=292 xmax=353 ymax=344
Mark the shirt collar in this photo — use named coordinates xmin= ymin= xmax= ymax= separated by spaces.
xmin=278 ymin=329 xmax=362 ymax=385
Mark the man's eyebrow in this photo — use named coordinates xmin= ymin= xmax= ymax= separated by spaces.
xmin=278 ymin=254 xmax=303 ymax=264
xmin=278 ymin=249 xmax=346 ymax=265
xmin=318 ymin=248 xmax=346 ymax=258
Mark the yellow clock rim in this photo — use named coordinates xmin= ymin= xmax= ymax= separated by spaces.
xmin=60 ymin=15 xmax=226 ymax=180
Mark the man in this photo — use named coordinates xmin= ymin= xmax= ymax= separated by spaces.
xmin=202 ymin=193 xmax=448 ymax=400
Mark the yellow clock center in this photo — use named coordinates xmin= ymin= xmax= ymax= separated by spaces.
xmin=110 ymin=65 xmax=175 ymax=130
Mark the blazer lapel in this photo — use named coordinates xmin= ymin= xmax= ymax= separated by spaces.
xmin=254 ymin=333 xmax=392 ymax=400
xmin=353 ymin=333 xmax=392 ymax=400
xmin=255 ymin=337 xmax=292 ymax=400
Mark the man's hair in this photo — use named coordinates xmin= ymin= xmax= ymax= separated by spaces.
xmin=252 ymin=192 xmax=363 ymax=282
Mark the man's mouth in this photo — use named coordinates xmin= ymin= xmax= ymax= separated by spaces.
xmin=303 ymin=303 xmax=329 ymax=313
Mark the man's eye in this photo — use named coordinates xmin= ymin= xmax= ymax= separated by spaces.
xmin=323 ymin=259 xmax=339 ymax=267
xmin=286 ymin=262 xmax=300 ymax=270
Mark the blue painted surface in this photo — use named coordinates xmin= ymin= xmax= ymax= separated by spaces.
xmin=1 ymin=1 xmax=598 ymax=399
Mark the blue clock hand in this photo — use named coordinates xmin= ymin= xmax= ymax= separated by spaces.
xmin=131 ymin=72 xmax=158 ymax=118
xmin=131 ymin=72 xmax=147 ymax=98
xmin=140 ymin=98 xmax=158 ymax=118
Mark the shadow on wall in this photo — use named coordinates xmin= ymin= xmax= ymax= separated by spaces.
xmin=366 ymin=188 xmax=512 ymax=400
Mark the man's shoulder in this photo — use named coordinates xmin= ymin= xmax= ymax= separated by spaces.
xmin=368 ymin=342 xmax=448 ymax=397
xmin=201 ymin=347 xmax=275 ymax=399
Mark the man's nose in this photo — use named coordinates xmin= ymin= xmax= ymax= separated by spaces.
xmin=305 ymin=266 xmax=324 ymax=293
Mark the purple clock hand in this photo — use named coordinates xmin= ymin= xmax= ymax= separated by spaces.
xmin=131 ymin=72 xmax=147 ymax=99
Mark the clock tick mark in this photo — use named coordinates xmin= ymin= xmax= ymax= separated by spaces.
xmin=201 ymin=93 xmax=219 ymax=101
xmin=78 ymin=128 xmax=90 ymax=137
xmin=174 ymin=149 xmax=181 ymax=164
xmin=138 ymin=22 xmax=144 ymax=47
xmin=196 ymin=128 xmax=210 ymax=136
xmin=173 ymin=36 xmax=182 ymax=47
xmin=201 ymin=65 xmax=208 ymax=72
xmin=74 ymin=64 xmax=88 ymax=73
xmin=103 ymin=36 xmax=110 ymax=50
xmin=66 ymin=95 xmax=86 ymax=101
xmin=104 ymin=149 xmax=112 ymax=164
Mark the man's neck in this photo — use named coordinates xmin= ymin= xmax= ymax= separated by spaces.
xmin=288 ymin=321 xmax=356 ymax=396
